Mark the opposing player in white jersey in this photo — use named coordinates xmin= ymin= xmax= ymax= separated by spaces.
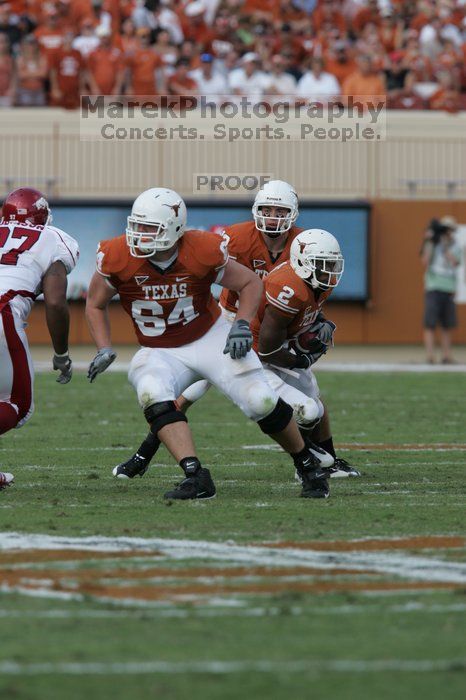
xmin=0 ymin=187 xmax=79 ymax=490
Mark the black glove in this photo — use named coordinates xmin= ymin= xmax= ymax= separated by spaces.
xmin=53 ymin=353 xmax=72 ymax=384
xmin=87 ymin=347 xmax=117 ymax=382
xmin=292 ymin=344 xmax=328 ymax=369
xmin=310 ymin=317 xmax=336 ymax=346
xmin=223 ymin=319 xmax=253 ymax=359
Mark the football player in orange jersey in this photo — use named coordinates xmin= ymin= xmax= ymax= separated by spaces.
xmin=86 ymin=187 xmax=331 ymax=499
xmin=254 ymin=228 xmax=360 ymax=480
xmin=116 ymin=182 xmax=359 ymax=481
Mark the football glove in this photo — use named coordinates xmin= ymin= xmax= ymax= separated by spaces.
xmin=292 ymin=344 xmax=328 ymax=369
xmin=310 ymin=317 xmax=336 ymax=346
xmin=53 ymin=353 xmax=72 ymax=384
xmin=87 ymin=347 xmax=117 ymax=382
xmin=223 ymin=319 xmax=253 ymax=359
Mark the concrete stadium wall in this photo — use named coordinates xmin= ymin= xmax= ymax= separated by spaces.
xmin=24 ymin=199 xmax=466 ymax=346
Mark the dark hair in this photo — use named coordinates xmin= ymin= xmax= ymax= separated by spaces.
xmin=420 ymin=218 xmax=450 ymax=255
xmin=429 ymin=218 xmax=450 ymax=245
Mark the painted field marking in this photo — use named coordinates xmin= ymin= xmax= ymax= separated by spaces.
xmin=0 ymin=534 xmax=465 ymax=606
xmin=0 ymin=659 xmax=465 ymax=675
xmin=1 ymin=602 xmax=466 ymax=620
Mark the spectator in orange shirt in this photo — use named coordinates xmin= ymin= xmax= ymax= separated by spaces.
xmin=86 ymin=26 xmax=124 ymax=95
xmin=378 ymin=9 xmax=404 ymax=53
xmin=343 ymin=54 xmax=386 ymax=109
xmin=428 ymin=71 xmax=462 ymax=112
xmin=126 ymin=27 xmax=165 ymax=96
xmin=352 ymin=0 xmax=382 ymax=32
xmin=240 ymin=0 xmax=279 ymax=23
xmin=180 ymin=2 xmax=215 ymax=52
xmin=325 ymin=40 xmax=356 ymax=85
xmin=50 ymin=31 xmax=85 ymax=109
xmin=67 ymin=0 xmax=95 ymax=28
xmin=120 ymin=17 xmax=139 ymax=57
xmin=313 ymin=0 xmax=347 ymax=37
xmin=0 ymin=32 xmax=15 ymax=107
xmin=167 ymin=57 xmax=198 ymax=96
xmin=34 ymin=7 xmax=66 ymax=68
xmin=14 ymin=34 xmax=48 ymax=106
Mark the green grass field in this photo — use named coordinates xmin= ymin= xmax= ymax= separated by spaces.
xmin=0 ymin=370 xmax=465 ymax=700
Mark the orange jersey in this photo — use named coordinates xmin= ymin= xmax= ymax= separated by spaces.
xmin=96 ymin=231 xmax=228 ymax=348
xmin=250 ymin=261 xmax=332 ymax=351
xmin=126 ymin=48 xmax=162 ymax=95
xmin=218 ymin=221 xmax=303 ymax=314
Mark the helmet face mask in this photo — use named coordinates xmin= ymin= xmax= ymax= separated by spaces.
xmin=252 ymin=180 xmax=298 ymax=238
xmin=253 ymin=204 xmax=296 ymax=238
xmin=290 ymin=229 xmax=344 ymax=290
xmin=307 ymin=256 xmax=344 ymax=289
xmin=126 ymin=188 xmax=187 ymax=258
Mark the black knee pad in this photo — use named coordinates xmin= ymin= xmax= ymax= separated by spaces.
xmin=257 ymin=398 xmax=293 ymax=435
xmin=144 ymin=401 xmax=187 ymax=437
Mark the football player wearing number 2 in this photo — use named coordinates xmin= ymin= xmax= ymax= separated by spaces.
xmin=86 ymin=187 xmax=331 ymax=499
xmin=253 ymin=228 xmax=359 ymax=481
xmin=0 ymin=188 xmax=79 ymax=491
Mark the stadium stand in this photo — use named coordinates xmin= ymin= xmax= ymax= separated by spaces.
xmin=0 ymin=0 xmax=464 ymax=110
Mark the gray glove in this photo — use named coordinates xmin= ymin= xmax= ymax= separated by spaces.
xmin=87 ymin=347 xmax=117 ymax=382
xmin=223 ymin=319 xmax=253 ymax=359
xmin=310 ymin=318 xmax=336 ymax=346
xmin=53 ymin=353 xmax=72 ymax=384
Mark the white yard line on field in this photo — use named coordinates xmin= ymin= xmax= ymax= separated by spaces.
xmin=0 ymin=602 xmax=465 ymax=620
xmin=1 ymin=533 xmax=465 ymax=585
xmin=33 ymin=361 xmax=466 ymax=374
xmin=0 ymin=659 xmax=464 ymax=675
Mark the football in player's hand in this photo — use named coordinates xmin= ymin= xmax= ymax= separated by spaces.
xmin=292 ymin=328 xmax=325 ymax=354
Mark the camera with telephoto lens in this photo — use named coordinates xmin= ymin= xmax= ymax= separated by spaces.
xmin=429 ymin=218 xmax=450 ymax=245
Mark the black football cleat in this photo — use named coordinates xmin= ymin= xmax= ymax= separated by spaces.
xmin=300 ymin=467 xmax=330 ymax=499
xmin=294 ymin=449 xmax=330 ymax=499
xmin=326 ymin=458 xmax=361 ymax=479
xmin=113 ymin=453 xmax=150 ymax=479
xmin=164 ymin=467 xmax=216 ymax=500
xmin=0 ymin=472 xmax=14 ymax=490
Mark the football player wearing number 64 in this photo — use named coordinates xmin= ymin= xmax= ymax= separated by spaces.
xmin=86 ymin=187 xmax=334 ymax=500
xmin=0 ymin=188 xmax=79 ymax=491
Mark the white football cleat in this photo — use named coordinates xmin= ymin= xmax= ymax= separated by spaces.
xmin=0 ymin=472 xmax=14 ymax=489
xmin=306 ymin=442 xmax=335 ymax=468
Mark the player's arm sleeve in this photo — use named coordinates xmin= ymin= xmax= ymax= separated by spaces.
xmin=264 ymin=277 xmax=300 ymax=317
xmin=49 ymin=227 xmax=79 ymax=274
xmin=195 ymin=232 xmax=229 ymax=284
xmin=96 ymin=240 xmax=118 ymax=289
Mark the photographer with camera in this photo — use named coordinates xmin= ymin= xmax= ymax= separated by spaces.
xmin=421 ymin=216 xmax=461 ymax=364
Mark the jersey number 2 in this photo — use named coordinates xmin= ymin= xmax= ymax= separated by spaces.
xmin=0 ymin=225 xmax=41 ymax=266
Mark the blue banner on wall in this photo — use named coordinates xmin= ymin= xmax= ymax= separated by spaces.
xmin=52 ymin=202 xmax=369 ymax=301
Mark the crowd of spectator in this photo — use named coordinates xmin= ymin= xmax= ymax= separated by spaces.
xmin=0 ymin=0 xmax=465 ymax=110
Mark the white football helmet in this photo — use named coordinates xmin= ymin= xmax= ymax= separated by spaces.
xmin=126 ymin=187 xmax=187 ymax=257
xmin=252 ymin=180 xmax=298 ymax=237
xmin=290 ymin=229 xmax=344 ymax=290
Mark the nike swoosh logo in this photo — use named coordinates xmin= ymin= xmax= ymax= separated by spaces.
xmin=176 ymin=276 xmax=189 ymax=282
